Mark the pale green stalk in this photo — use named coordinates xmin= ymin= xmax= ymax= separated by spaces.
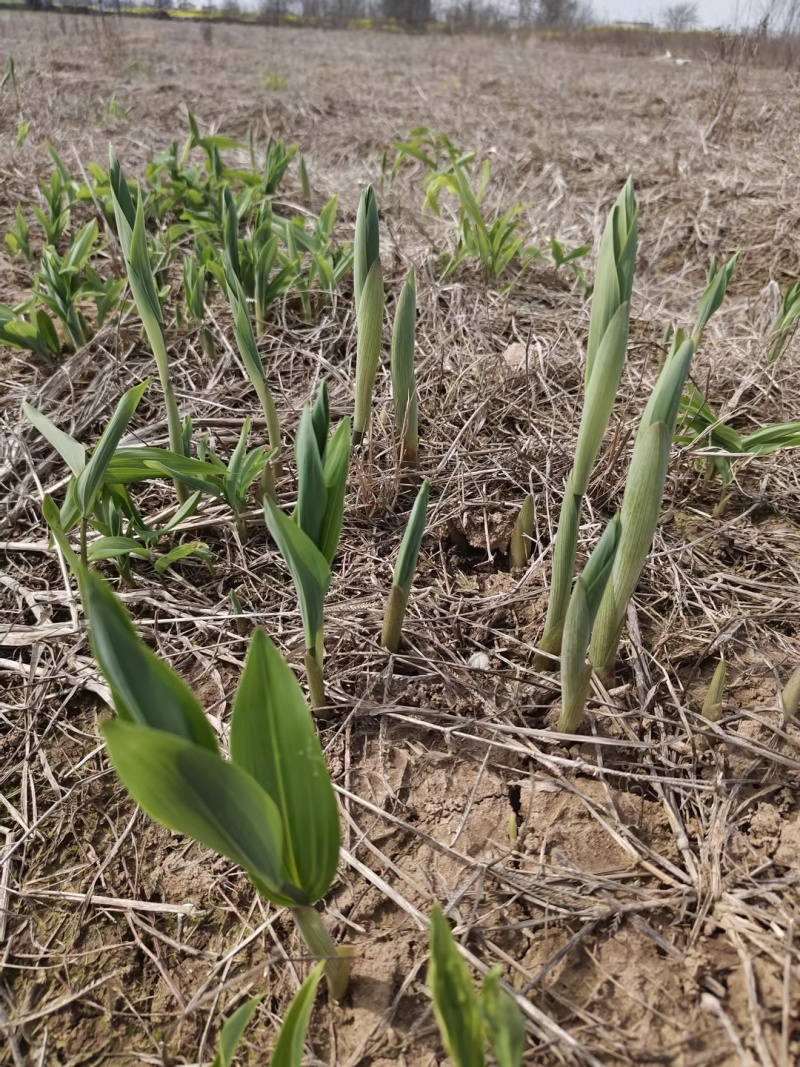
xmin=508 ymin=494 xmax=534 ymax=571
xmin=781 ymin=665 xmax=800 ymax=725
xmin=701 ymin=660 xmax=727 ymax=723
xmin=382 ymin=479 xmax=430 ymax=652
xmin=558 ymin=514 xmax=620 ymax=732
xmin=589 ymin=337 xmax=696 ymax=683
xmin=536 ymin=178 xmax=638 ymax=668
xmin=391 ymin=267 xmax=419 ymax=468
xmin=352 ymin=186 xmax=384 ymax=447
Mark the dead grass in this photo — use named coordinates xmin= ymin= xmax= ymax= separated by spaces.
xmin=1 ymin=14 xmax=800 ymax=1067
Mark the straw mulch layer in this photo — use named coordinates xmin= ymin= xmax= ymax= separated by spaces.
xmin=1 ymin=15 xmax=799 ymax=1067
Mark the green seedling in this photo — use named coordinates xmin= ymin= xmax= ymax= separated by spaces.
xmin=110 ymin=148 xmax=188 ymax=502
xmin=200 ymin=419 xmax=271 ymax=540
xmin=391 ymin=267 xmax=419 ymax=469
xmin=428 ymin=906 xmax=525 ymax=1067
xmin=701 ymin=660 xmax=727 ymax=723
xmin=224 ymin=263 xmax=282 ymax=493
xmin=769 ymin=279 xmax=800 ymax=361
xmin=352 ymin=186 xmax=385 ymax=447
xmin=5 ymin=205 xmax=32 ymax=260
xmin=264 ymin=383 xmax=351 ymax=713
xmin=382 ymin=478 xmax=430 ymax=653
xmin=81 ymin=572 xmax=349 ymax=1000
xmin=508 ymin=494 xmax=534 ymax=571
xmin=536 ymin=178 xmax=638 ymax=669
xmin=675 ymin=385 xmax=800 ymax=486
xmin=0 ymin=303 xmax=60 ymax=360
xmin=34 ymin=220 xmax=99 ymax=351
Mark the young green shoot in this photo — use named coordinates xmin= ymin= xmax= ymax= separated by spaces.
xmin=428 ymin=906 xmax=525 ymax=1067
xmin=508 ymin=494 xmax=534 ymax=571
xmin=264 ymin=383 xmax=351 ymax=712
xmin=82 ymin=572 xmax=349 ymax=999
xmin=535 ymin=177 xmax=638 ymax=669
xmin=781 ymin=665 xmax=800 ymax=726
xmin=109 ymin=147 xmax=188 ymax=503
xmin=391 ymin=267 xmax=419 ymax=469
xmin=352 ymin=185 xmax=384 ymax=447
xmin=701 ymin=659 xmax=727 ymax=723
xmin=382 ymin=478 xmax=430 ymax=653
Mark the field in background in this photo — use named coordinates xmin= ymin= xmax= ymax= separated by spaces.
xmin=1 ymin=13 xmax=799 ymax=1066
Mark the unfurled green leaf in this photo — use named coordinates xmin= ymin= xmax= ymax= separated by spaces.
xmin=212 ymin=996 xmax=263 ymax=1067
xmin=269 ymin=962 xmax=325 ymax=1067
xmin=23 ymin=401 xmax=86 ymax=476
xmin=481 ymin=968 xmax=525 ymax=1067
xmin=75 ymin=379 xmax=150 ymax=518
xmin=154 ymin=541 xmax=211 ymax=573
xmin=394 ymin=478 xmax=430 ymax=594
xmin=428 ymin=906 xmax=485 ymax=1067
xmin=102 ymin=719 xmax=301 ymax=906
xmin=82 ymin=569 xmax=219 ymax=752
xmin=230 ymin=630 xmax=339 ymax=904
xmin=264 ymin=498 xmax=330 ymax=650
xmin=87 ymin=536 xmax=150 ymax=562
xmin=318 ymin=419 xmax=351 ymax=566
xmin=694 ymin=253 xmax=739 ymax=343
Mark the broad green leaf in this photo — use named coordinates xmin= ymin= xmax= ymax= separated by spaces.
xmin=230 ymin=630 xmax=339 ymax=904
xmin=82 ymin=569 xmax=219 ymax=753
xmin=23 ymin=402 xmax=86 ymax=476
xmin=75 ymin=380 xmax=150 ymax=517
xmin=42 ymin=494 xmax=80 ymax=571
xmin=87 ymin=536 xmax=150 ymax=562
xmin=295 ymin=406 xmax=327 ymax=550
xmin=263 ymin=498 xmax=330 ymax=652
xmin=428 ymin=906 xmax=486 ymax=1067
xmin=212 ymin=996 xmax=263 ymax=1067
xmin=481 ymin=968 xmax=525 ymax=1067
xmin=741 ymin=421 xmax=800 ymax=455
xmin=393 ymin=478 xmax=430 ymax=594
xmin=102 ymin=719 xmax=301 ymax=906
xmin=318 ymin=419 xmax=351 ymax=566
xmin=269 ymin=962 xmax=325 ymax=1067
xmin=154 ymin=541 xmax=210 ymax=573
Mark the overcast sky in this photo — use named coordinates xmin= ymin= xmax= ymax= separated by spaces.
xmin=595 ymin=0 xmax=764 ymax=26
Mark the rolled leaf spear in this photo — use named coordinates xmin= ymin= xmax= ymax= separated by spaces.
xmin=352 ymin=186 xmax=385 ymax=449
xmin=535 ymin=178 xmax=638 ymax=670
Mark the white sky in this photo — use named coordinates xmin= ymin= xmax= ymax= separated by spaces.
xmin=596 ymin=0 xmax=765 ymax=27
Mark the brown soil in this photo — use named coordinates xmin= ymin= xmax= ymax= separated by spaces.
xmin=1 ymin=14 xmax=800 ymax=1067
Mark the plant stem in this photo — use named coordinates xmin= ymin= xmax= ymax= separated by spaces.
xmin=381 ymin=583 xmax=409 ymax=653
xmin=153 ymin=346 xmax=189 ymax=505
xmin=291 ymin=905 xmax=350 ymax=1002
xmin=305 ymin=646 xmax=326 ymax=717
xmin=79 ymin=519 xmax=88 ymax=567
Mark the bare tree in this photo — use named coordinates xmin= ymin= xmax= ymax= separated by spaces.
xmin=662 ymin=2 xmax=699 ymax=30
